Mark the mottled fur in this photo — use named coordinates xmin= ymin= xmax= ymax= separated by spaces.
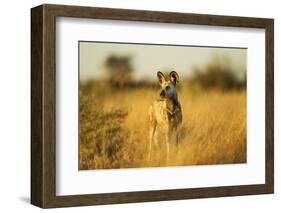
xmin=148 ymin=71 xmax=182 ymax=160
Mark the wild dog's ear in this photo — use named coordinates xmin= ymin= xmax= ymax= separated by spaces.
xmin=169 ymin=71 xmax=179 ymax=85
xmin=157 ymin=71 xmax=166 ymax=86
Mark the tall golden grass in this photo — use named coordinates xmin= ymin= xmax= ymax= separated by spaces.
xmin=79 ymin=84 xmax=246 ymax=170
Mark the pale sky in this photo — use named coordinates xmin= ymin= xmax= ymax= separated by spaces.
xmin=79 ymin=41 xmax=247 ymax=82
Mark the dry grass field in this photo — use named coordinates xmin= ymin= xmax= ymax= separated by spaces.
xmin=79 ymin=82 xmax=246 ymax=170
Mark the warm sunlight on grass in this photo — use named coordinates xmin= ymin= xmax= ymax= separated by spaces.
xmin=79 ymin=84 xmax=246 ymax=170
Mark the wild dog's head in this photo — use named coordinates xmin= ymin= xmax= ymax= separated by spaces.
xmin=157 ymin=71 xmax=179 ymax=99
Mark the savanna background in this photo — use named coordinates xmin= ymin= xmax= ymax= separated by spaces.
xmin=79 ymin=42 xmax=247 ymax=170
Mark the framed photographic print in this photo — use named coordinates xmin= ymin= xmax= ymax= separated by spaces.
xmin=31 ymin=4 xmax=274 ymax=208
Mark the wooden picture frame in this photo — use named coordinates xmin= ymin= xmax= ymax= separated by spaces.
xmin=31 ymin=4 xmax=274 ymax=208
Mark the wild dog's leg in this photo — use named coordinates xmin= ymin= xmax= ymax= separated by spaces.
xmin=148 ymin=106 xmax=156 ymax=159
xmin=165 ymin=125 xmax=170 ymax=161
xmin=166 ymin=133 xmax=170 ymax=161
xmin=148 ymin=123 xmax=156 ymax=159
xmin=154 ymin=128 xmax=158 ymax=146
xmin=176 ymin=127 xmax=181 ymax=147
xmin=173 ymin=128 xmax=180 ymax=153
xmin=170 ymin=126 xmax=180 ymax=151
xmin=172 ymin=127 xmax=179 ymax=146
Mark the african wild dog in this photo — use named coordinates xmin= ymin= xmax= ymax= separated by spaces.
xmin=148 ymin=71 xmax=182 ymax=160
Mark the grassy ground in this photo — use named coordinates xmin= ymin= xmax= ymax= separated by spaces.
xmin=79 ymin=83 xmax=246 ymax=170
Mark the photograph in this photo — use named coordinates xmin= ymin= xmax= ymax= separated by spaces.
xmin=79 ymin=41 xmax=247 ymax=170
xmin=30 ymin=4 xmax=274 ymax=208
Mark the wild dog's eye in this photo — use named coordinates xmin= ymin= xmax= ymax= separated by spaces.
xmin=166 ymin=86 xmax=171 ymax=90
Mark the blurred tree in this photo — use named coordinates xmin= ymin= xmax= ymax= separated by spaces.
xmin=192 ymin=65 xmax=237 ymax=90
xmin=105 ymin=55 xmax=134 ymax=88
xmin=189 ymin=55 xmax=246 ymax=91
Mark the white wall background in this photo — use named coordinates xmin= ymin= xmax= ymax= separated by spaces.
xmin=0 ymin=0 xmax=279 ymax=212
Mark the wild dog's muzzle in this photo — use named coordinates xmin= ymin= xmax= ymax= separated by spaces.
xmin=160 ymin=90 xmax=166 ymax=98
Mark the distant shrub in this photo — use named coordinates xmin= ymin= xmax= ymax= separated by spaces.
xmin=188 ymin=58 xmax=246 ymax=91
xmin=105 ymin=55 xmax=134 ymax=88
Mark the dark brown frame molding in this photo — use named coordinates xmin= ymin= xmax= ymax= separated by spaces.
xmin=31 ymin=4 xmax=274 ymax=208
